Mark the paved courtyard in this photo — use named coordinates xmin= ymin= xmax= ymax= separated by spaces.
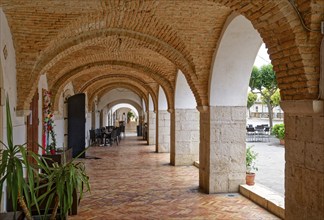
xmin=246 ymin=118 xmax=285 ymax=197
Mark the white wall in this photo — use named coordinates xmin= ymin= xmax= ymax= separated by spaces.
xmin=209 ymin=14 xmax=262 ymax=106
xmin=0 ymin=8 xmax=25 ymax=212
xmin=175 ymin=70 xmax=196 ymax=109
xmin=158 ymin=86 xmax=168 ymax=110
xmin=0 ymin=9 xmax=25 ymax=146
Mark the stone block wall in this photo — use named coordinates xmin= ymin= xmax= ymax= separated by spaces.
xmin=158 ymin=110 xmax=170 ymax=152
xmin=283 ymin=101 xmax=324 ymax=220
xmin=171 ymin=109 xmax=199 ymax=166
xmin=200 ymin=106 xmax=246 ymax=193
xmin=147 ymin=111 xmax=156 ymax=145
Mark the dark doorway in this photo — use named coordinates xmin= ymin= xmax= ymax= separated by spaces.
xmin=68 ymin=93 xmax=85 ymax=158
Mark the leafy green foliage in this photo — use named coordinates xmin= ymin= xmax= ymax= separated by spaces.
xmin=247 ymin=92 xmax=257 ymax=110
xmin=31 ymin=153 xmax=91 ymax=219
xmin=249 ymin=64 xmax=278 ymax=128
xmin=0 ymin=96 xmax=90 ymax=219
xmin=127 ymin=111 xmax=135 ymax=120
xmin=0 ymin=96 xmax=38 ymax=219
xmin=250 ymin=65 xmax=277 ymax=92
xmin=272 ymin=124 xmax=285 ymax=140
xmin=246 ymin=146 xmax=258 ymax=173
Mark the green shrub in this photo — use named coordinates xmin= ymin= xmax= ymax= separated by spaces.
xmin=246 ymin=146 xmax=258 ymax=173
xmin=272 ymin=123 xmax=285 ymax=140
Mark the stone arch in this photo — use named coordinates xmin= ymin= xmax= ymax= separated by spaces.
xmin=50 ymin=60 xmax=174 ymax=111
xmin=23 ymin=9 xmax=197 ymax=111
xmin=148 ymin=94 xmax=154 ymax=112
xmin=87 ymin=83 xmax=149 ymax=113
xmin=106 ymin=99 xmax=143 ymax=118
xmin=211 ymin=0 xmax=318 ymax=101
xmin=171 ymin=70 xmax=200 ymax=166
xmin=203 ymin=13 xmax=263 ymax=194
xmin=158 ymin=86 xmax=168 ymax=111
xmin=98 ymin=89 xmax=142 ymax=110
xmin=175 ymin=70 xmax=197 ymax=109
xmin=209 ymin=14 xmax=262 ymax=106
xmin=79 ymin=75 xmax=157 ymax=111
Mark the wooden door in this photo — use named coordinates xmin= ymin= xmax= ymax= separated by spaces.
xmin=27 ymin=92 xmax=39 ymax=156
xmin=68 ymin=93 xmax=85 ymax=158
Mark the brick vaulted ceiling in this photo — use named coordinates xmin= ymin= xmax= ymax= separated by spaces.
xmin=0 ymin=0 xmax=323 ymax=110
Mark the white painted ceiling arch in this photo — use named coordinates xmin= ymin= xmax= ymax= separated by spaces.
xmin=175 ymin=70 xmax=196 ymax=109
xmin=158 ymin=86 xmax=168 ymax=111
xmin=209 ymin=14 xmax=263 ymax=107
xmin=98 ymin=88 xmax=142 ymax=110
xmin=111 ymin=103 xmax=139 ymax=117
xmin=107 ymin=99 xmax=143 ymax=116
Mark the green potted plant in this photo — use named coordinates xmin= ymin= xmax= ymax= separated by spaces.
xmin=272 ymin=123 xmax=285 ymax=145
xmin=0 ymin=96 xmax=90 ymax=220
xmin=33 ymin=153 xmax=90 ymax=220
xmin=0 ymin=97 xmax=40 ymax=220
xmin=246 ymin=146 xmax=258 ymax=186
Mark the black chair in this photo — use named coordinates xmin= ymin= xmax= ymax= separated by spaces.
xmin=110 ymin=128 xmax=118 ymax=146
xmin=120 ymin=125 xmax=125 ymax=138
xmin=89 ymin=129 xmax=96 ymax=145
xmin=95 ymin=129 xmax=103 ymax=145
xmin=246 ymin=127 xmax=255 ymax=142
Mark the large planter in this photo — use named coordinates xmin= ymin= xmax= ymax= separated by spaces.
xmin=42 ymin=148 xmax=72 ymax=167
xmin=246 ymin=173 xmax=256 ymax=186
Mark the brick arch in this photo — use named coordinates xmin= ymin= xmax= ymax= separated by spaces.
xmin=88 ymin=83 xmax=150 ymax=113
xmin=209 ymin=0 xmax=321 ymax=100
xmin=80 ymin=75 xmax=156 ymax=98
xmin=46 ymin=38 xmax=177 ymax=87
xmin=24 ymin=10 xmax=197 ymax=111
xmin=50 ymin=60 xmax=174 ymax=111
xmin=49 ymin=60 xmax=174 ymax=112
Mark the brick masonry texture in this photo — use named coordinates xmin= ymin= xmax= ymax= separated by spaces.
xmin=0 ymin=0 xmax=323 ymax=110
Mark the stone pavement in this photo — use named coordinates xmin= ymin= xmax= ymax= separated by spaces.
xmin=70 ymin=134 xmax=278 ymax=220
xmin=246 ymin=118 xmax=285 ymax=197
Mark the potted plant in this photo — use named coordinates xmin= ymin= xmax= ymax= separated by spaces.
xmin=272 ymin=123 xmax=285 ymax=145
xmin=246 ymin=146 xmax=258 ymax=186
xmin=0 ymin=97 xmax=90 ymax=220
xmin=0 ymin=97 xmax=40 ymax=220
xmin=32 ymin=152 xmax=90 ymax=220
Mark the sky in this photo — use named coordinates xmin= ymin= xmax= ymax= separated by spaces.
xmin=254 ymin=43 xmax=271 ymax=67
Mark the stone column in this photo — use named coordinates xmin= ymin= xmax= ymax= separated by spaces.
xmin=170 ymin=109 xmax=199 ymax=166
xmin=199 ymin=106 xmax=246 ymax=193
xmin=281 ymin=100 xmax=324 ymax=220
xmin=157 ymin=110 xmax=170 ymax=152
xmin=147 ymin=111 xmax=156 ymax=145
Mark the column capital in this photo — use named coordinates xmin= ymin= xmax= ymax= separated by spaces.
xmin=16 ymin=109 xmax=31 ymax=117
xmin=196 ymin=105 xmax=209 ymax=113
xmin=280 ymin=100 xmax=324 ymax=116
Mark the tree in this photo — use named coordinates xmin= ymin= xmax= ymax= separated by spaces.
xmin=247 ymin=92 xmax=257 ymax=118
xmin=249 ymin=64 xmax=278 ymax=128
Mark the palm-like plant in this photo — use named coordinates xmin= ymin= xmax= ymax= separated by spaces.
xmin=33 ymin=153 xmax=90 ymax=220
xmin=0 ymin=97 xmax=39 ymax=220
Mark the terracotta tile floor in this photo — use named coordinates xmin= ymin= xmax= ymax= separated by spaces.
xmin=70 ymin=134 xmax=279 ymax=220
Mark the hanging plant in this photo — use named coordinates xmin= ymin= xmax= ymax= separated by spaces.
xmin=43 ymin=90 xmax=56 ymax=154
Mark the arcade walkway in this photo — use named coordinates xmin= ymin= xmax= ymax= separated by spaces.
xmin=70 ymin=134 xmax=278 ymax=220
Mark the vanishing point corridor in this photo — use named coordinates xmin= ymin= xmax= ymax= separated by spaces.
xmin=70 ymin=134 xmax=278 ymax=220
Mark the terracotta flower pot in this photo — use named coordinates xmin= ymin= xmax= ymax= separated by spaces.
xmin=280 ymin=139 xmax=285 ymax=145
xmin=246 ymin=173 xmax=256 ymax=186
